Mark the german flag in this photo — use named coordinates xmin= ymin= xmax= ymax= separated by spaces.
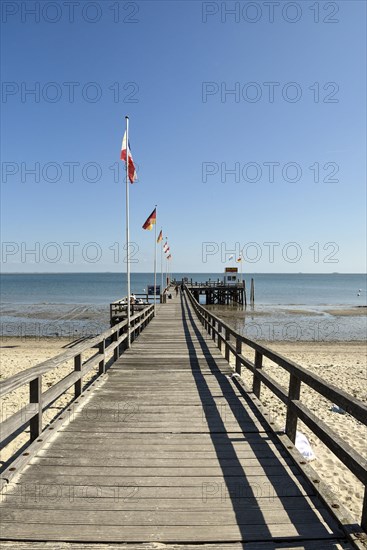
xmin=157 ymin=229 xmax=163 ymax=243
xmin=142 ymin=208 xmax=156 ymax=230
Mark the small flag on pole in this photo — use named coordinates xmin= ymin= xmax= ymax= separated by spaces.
xmin=120 ymin=131 xmax=137 ymax=183
xmin=167 ymin=254 xmax=172 ymax=260
xmin=228 ymin=255 xmax=234 ymax=261
xmin=142 ymin=208 xmax=157 ymax=230
xmin=163 ymin=241 xmax=169 ymax=252
xmin=157 ymin=230 xmax=163 ymax=243
xmin=236 ymin=257 xmax=242 ymax=262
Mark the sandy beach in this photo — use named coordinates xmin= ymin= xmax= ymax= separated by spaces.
xmin=1 ymin=336 xmax=366 ymax=525
xmin=0 ymin=336 xmax=96 ymax=466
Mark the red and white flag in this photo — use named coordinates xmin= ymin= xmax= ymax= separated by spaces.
xmin=163 ymin=241 xmax=169 ymax=253
xmin=120 ymin=131 xmax=137 ymax=183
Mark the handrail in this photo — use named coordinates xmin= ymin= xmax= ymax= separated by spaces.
xmin=186 ymin=281 xmax=244 ymax=288
xmin=184 ymin=285 xmax=367 ymax=532
xmin=0 ymin=305 xmax=155 ymax=454
xmin=111 ymin=293 xmax=149 ymax=305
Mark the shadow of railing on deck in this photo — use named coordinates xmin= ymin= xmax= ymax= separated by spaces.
xmin=180 ymin=292 xmax=341 ymax=542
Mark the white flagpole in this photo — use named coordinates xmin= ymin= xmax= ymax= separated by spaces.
xmin=160 ymin=229 xmax=163 ymax=300
xmin=165 ymin=253 xmax=168 ymax=290
xmin=125 ymin=115 xmax=131 ymax=348
xmin=164 ymin=237 xmax=167 ymax=289
xmin=154 ymin=207 xmax=157 ymax=313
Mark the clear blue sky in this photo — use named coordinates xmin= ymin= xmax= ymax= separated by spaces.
xmin=1 ymin=0 xmax=366 ymax=273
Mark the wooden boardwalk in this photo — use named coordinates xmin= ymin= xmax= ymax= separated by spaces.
xmin=0 ymin=293 xmax=353 ymax=548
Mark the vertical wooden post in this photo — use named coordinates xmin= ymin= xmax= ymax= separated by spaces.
xmin=74 ymin=354 xmax=82 ymax=398
xmin=212 ymin=319 xmax=216 ymax=341
xmin=250 ymin=278 xmax=255 ymax=306
xmin=29 ymin=376 xmax=42 ymax=442
xmin=285 ymin=374 xmax=301 ymax=443
xmin=361 ymin=488 xmax=367 ymax=533
xmin=113 ymin=330 xmax=119 ymax=361
xmin=218 ymin=323 xmax=222 ymax=351
xmin=225 ymin=328 xmax=230 ymax=361
xmin=98 ymin=339 xmax=105 ymax=375
xmin=235 ymin=337 xmax=242 ymax=375
xmin=252 ymin=351 xmax=262 ymax=398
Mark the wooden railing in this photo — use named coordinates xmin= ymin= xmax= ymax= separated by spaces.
xmin=110 ymin=294 xmax=150 ymax=323
xmin=0 ymin=305 xmax=155 ymax=475
xmin=185 ymin=286 xmax=367 ymax=531
xmin=186 ymin=281 xmax=244 ymax=288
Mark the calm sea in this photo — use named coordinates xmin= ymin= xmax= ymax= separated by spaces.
xmin=1 ymin=273 xmax=366 ymax=340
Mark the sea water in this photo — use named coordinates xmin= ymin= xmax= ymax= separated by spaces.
xmin=1 ymin=273 xmax=366 ymax=340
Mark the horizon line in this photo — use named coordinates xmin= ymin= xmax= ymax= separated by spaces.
xmin=1 ymin=271 xmax=366 ymax=276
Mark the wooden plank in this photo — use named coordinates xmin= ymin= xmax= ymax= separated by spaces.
xmin=5 ymin=475 xmax=312 ymax=497
xmin=0 ymin=481 xmax=312 ymax=501
xmin=0 ymin=541 xmax=353 ymax=549
xmin=0 ymin=507 xmax=342 ymax=529
xmin=29 ymin=457 xmax=295 ymax=469
xmin=0 ymin=522 xmax=343 ymax=542
xmin=13 ymin=464 xmax=301 ymax=478
xmin=0 ymin=495 xmax=324 ymax=512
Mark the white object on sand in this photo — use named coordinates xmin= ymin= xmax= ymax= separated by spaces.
xmin=330 ymin=403 xmax=346 ymax=414
xmin=294 ymin=431 xmax=316 ymax=461
xmin=281 ymin=428 xmax=316 ymax=461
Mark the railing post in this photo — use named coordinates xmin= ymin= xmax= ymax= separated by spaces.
xmin=207 ymin=313 xmax=211 ymax=336
xmin=212 ymin=319 xmax=216 ymax=342
xmin=74 ymin=353 xmax=82 ymax=397
xmin=218 ymin=323 xmax=222 ymax=351
xmin=113 ymin=330 xmax=120 ymax=361
xmin=98 ymin=339 xmax=105 ymax=375
xmin=29 ymin=376 xmax=42 ymax=442
xmin=252 ymin=351 xmax=262 ymax=398
xmin=225 ymin=328 xmax=230 ymax=361
xmin=235 ymin=336 xmax=242 ymax=375
xmin=362 ymin=488 xmax=367 ymax=533
xmin=285 ymin=374 xmax=301 ymax=443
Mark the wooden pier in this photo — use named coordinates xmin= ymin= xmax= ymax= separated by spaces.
xmin=0 ymin=289 xmax=366 ymax=548
xmin=186 ymin=281 xmax=246 ymax=305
